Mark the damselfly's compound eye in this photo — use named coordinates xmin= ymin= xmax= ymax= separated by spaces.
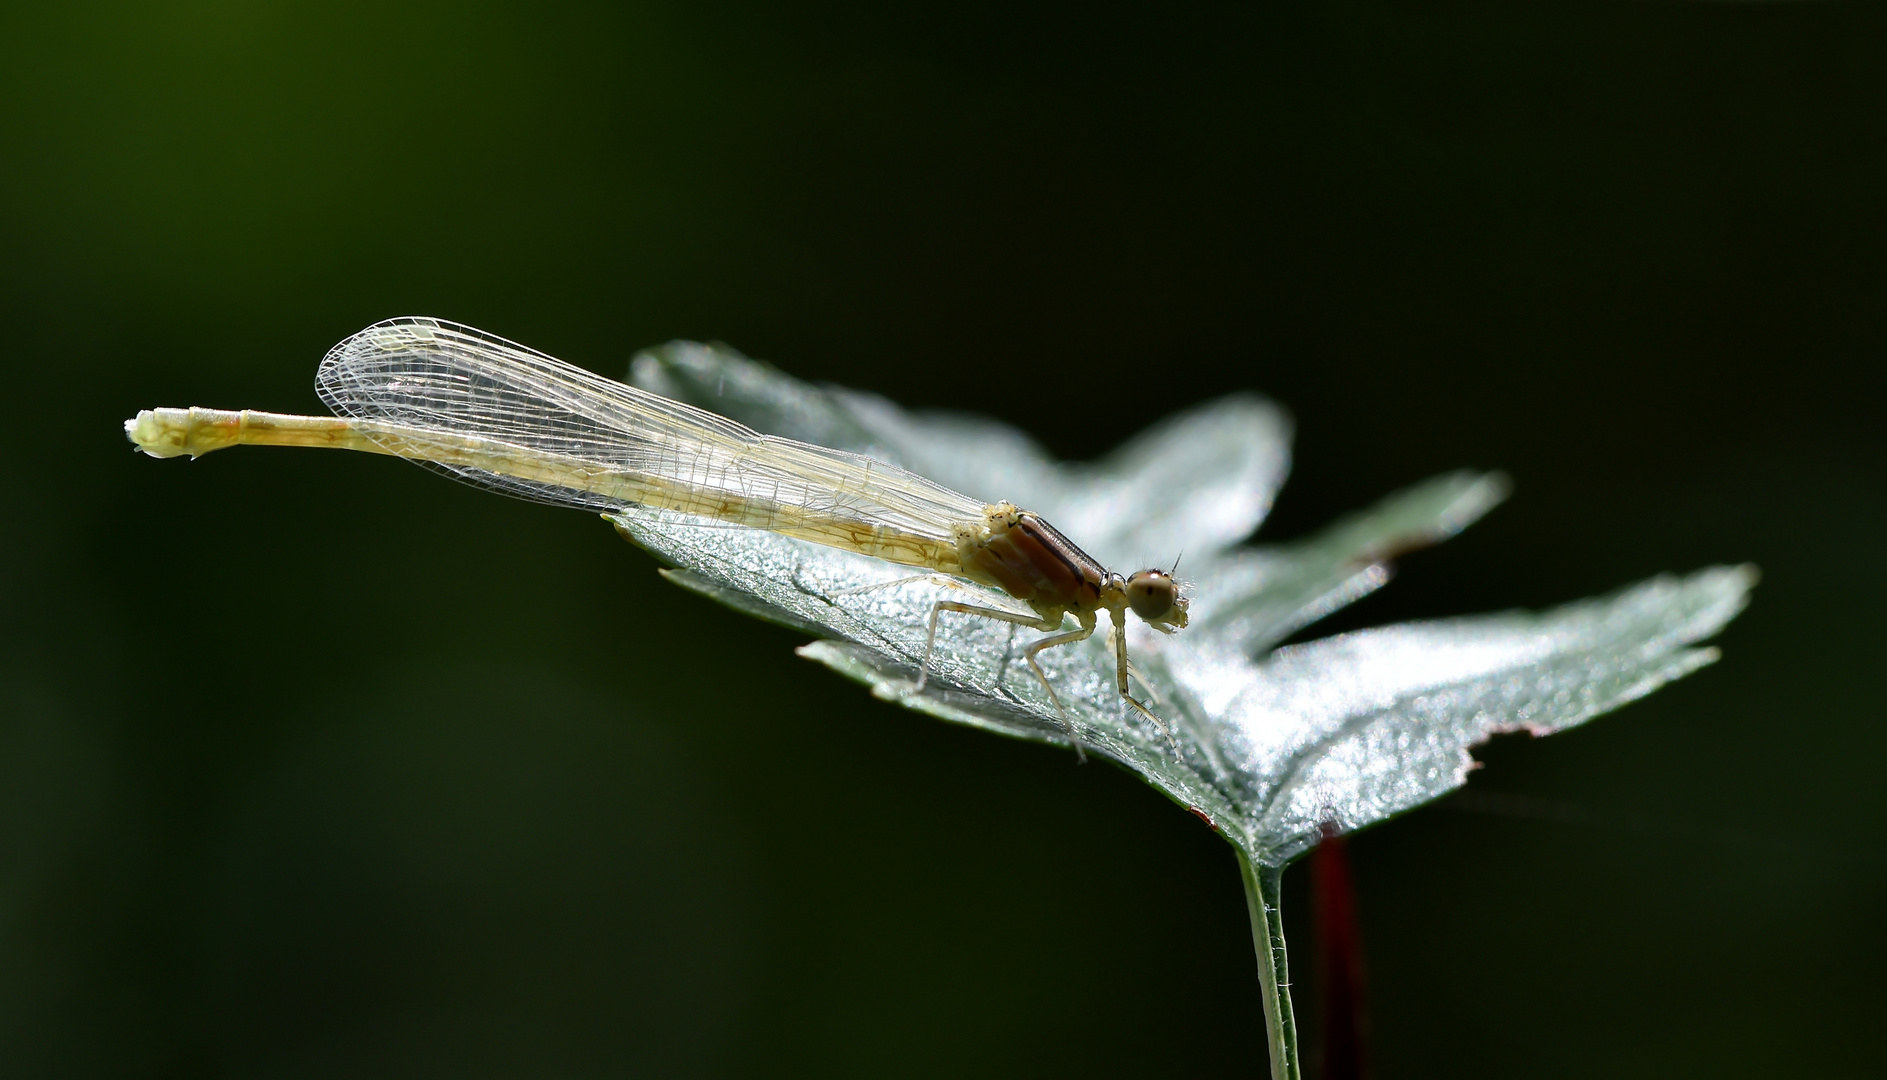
xmin=1125 ymin=569 xmax=1180 ymax=622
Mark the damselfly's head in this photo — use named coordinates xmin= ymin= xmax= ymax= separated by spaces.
xmin=1124 ymin=568 xmax=1189 ymax=632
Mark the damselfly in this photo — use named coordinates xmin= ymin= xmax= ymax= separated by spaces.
xmin=125 ymin=318 xmax=1190 ymax=747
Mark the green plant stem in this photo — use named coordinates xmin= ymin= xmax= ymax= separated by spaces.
xmin=1238 ymin=849 xmax=1301 ymax=1080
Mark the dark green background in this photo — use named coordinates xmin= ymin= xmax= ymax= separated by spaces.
xmin=3 ymin=2 xmax=1881 ymax=1076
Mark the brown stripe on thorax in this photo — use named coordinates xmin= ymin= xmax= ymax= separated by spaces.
xmin=962 ymin=509 xmax=1106 ymax=615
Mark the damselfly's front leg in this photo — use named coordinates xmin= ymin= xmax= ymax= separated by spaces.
xmin=915 ymin=600 xmax=1089 ymax=761
xmin=1112 ymin=613 xmax=1178 ymax=754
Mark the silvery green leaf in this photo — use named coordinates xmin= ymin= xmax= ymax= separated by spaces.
xmin=1201 ymin=469 xmax=1513 ymax=654
xmin=621 ymin=343 xmax=1754 ymax=871
xmin=1178 ymin=565 xmax=1753 ymax=866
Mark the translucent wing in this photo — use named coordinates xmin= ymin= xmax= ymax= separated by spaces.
xmin=316 ymin=318 xmax=988 ymax=570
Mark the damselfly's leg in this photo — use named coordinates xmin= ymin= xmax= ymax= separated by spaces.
xmin=915 ymin=601 xmax=1058 ymax=693
xmin=913 ymin=600 xmax=1091 ymax=758
xmin=829 ymin=573 xmax=958 ymax=599
xmin=1112 ymin=613 xmax=1178 ymax=755
xmin=1021 ymin=614 xmax=1099 ymax=761
xmin=1103 ymin=621 xmax=1165 ymax=707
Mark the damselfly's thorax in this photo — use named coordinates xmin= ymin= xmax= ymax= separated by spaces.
xmin=952 ymin=502 xmax=1189 ymax=631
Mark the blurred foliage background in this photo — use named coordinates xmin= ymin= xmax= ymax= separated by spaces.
xmin=2 ymin=2 xmax=1882 ymax=1076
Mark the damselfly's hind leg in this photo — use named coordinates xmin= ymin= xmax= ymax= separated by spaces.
xmin=914 ymin=600 xmax=1087 ymax=762
xmin=829 ymin=573 xmax=960 ymax=599
xmin=914 ymin=601 xmax=1058 ymax=692
xmin=1112 ymin=613 xmax=1179 ymax=756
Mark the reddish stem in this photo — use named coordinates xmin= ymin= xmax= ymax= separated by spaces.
xmin=1312 ymin=823 xmax=1369 ymax=1080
